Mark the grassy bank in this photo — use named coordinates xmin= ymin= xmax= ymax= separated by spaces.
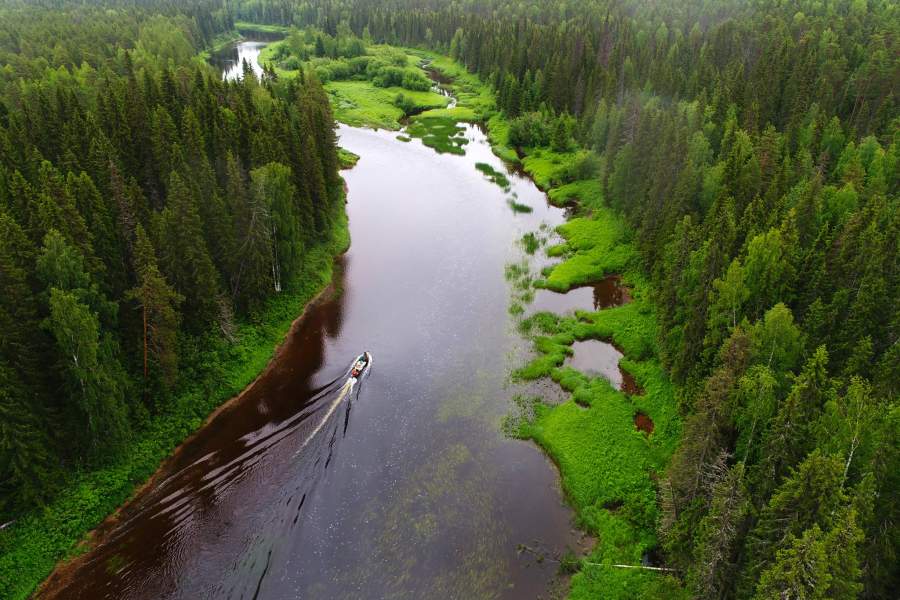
xmin=0 ymin=205 xmax=349 ymax=600
xmin=255 ymin=37 xmax=492 ymax=139
xmin=326 ymin=79 xmax=447 ymax=129
xmin=234 ymin=20 xmax=291 ymax=35
xmin=512 ymin=238 xmax=685 ymax=598
xmin=498 ymin=143 xmax=685 ymax=596
xmin=406 ymin=56 xmax=688 ymax=596
xmin=196 ymin=29 xmax=243 ymax=61
xmin=257 ymin=41 xmax=450 ymax=129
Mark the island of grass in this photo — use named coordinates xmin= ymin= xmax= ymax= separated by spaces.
xmin=256 ymin=30 xmax=452 ymax=130
xmin=475 ymin=162 xmax=511 ymax=189
xmin=405 ymin=115 xmax=469 ymax=154
xmin=507 ymin=197 xmax=533 ymax=213
xmin=337 ymin=147 xmax=359 ymax=169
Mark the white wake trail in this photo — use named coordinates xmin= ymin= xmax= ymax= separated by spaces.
xmin=294 ymin=377 xmax=356 ymax=455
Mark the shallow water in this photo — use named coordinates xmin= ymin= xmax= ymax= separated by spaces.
xmin=39 ymin=48 xmax=581 ymax=599
xmin=564 ymin=338 xmax=642 ymax=396
xmin=565 ymin=339 xmax=625 ymax=390
xmin=530 ymin=274 xmax=631 ymax=315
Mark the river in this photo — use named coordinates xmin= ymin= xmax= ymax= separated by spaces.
xmin=39 ymin=41 xmax=584 ymax=599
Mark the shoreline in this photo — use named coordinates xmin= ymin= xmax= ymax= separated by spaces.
xmin=34 ymin=274 xmax=346 ymax=598
xmin=418 ymin=54 xmax=685 ymax=597
xmin=8 ymin=200 xmax=351 ymax=600
xmin=26 ymin=38 xmax=679 ymax=599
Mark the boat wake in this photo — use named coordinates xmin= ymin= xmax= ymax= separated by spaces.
xmin=61 ymin=355 xmax=373 ymax=599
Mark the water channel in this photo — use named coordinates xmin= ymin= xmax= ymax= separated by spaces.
xmin=39 ymin=40 xmax=590 ymax=599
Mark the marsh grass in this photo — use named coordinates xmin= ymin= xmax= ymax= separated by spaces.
xmin=521 ymin=232 xmax=541 ymax=255
xmin=325 ymin=80 xmax=448 ymax=129
xmin=506 ymin=197 xmax=533 ymax=213
xmin=506 ymin=182 xmax=684 ymax=597
xmin=405 ymin=115 xmax=469 ymax=154
xmin=337 ymin=147 xmax=359 ymax=168
xmin=535 ymin=210 xmax=637 ymax=292
xmin=501 ymin=394 xmax=541 ymax=437
xmin=515 ymin=294 xmax=684 ymax=597
xmin=474 ymin=162 xmax=511 ymax=190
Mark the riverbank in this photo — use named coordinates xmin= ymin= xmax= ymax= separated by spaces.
xmin=257 ymin=41 xmax=451 ymax=129
xmin=417 ymin=56 xmax=687 ymax=598
xmin=280 ymin=35 xmax=685 ymax=596
xmin=0 ymin=201 xmax=350 ymax=600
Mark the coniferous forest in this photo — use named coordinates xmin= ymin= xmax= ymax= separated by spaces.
xmin=0 ymin=0 xmax=897 ymax=599
xmin=236 ymin=1 xmax=898 ymax=597
xmin=0 ymin=1 xmax=343 ymax=513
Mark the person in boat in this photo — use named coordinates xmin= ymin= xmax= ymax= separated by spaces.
xmin=351 ymin=355 xmax=368 ymax=378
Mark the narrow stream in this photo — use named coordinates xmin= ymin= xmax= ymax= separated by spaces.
xmin=39 ymin=41 xmax=583 ymax=599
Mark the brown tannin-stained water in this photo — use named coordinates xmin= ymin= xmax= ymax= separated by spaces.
xmin=530 ymin=274 xmax=631 ymax=315
xmin=634 ymin=412 xmax=655 ymax=435
xmin=39 ymin=44 xmax=579 ymax=600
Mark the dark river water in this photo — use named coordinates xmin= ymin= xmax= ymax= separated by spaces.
xmin=38 ymin=42 xmax=586 ymax=599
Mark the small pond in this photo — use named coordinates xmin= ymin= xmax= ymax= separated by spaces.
xmin=530 ymin=275 xmax=630 ymax=315
xmin=565 ymin=339 xmax=641 ymax=395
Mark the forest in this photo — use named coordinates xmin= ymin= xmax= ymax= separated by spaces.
xmin=0 ymin=0 xmax=344 ymax=518
xmin=228 ymin=0 xmax=899 ymax=598
xmin=0 ymin=0 xmax=897 ymax=598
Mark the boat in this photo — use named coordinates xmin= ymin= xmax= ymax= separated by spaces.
xmin=349 ymin=352 xmax=372 ymax=379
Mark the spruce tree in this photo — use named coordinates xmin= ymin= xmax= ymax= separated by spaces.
xmin=157 ymin=171 xmax=220 ymax=331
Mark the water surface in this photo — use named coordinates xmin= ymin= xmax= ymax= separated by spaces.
xmin=39 ymin=45 xmax=581 ymax=600
xmin=210 ymin=40 xmax=272 ymax=80
xmin=530 ymin=275 xmax=631 ymax=315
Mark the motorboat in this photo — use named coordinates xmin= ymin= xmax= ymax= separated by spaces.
xmin=350 ymin=352 xmax=372 ymax=379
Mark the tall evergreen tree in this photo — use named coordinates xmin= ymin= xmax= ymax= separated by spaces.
xmin=157 ymin=171 xmax=220 ymax=331
xmin=126 ymin=226 xmax=182 ymax=389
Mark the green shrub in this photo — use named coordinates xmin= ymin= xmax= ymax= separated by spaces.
xmin=508 ymin=112 xmax=551 ymax=147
